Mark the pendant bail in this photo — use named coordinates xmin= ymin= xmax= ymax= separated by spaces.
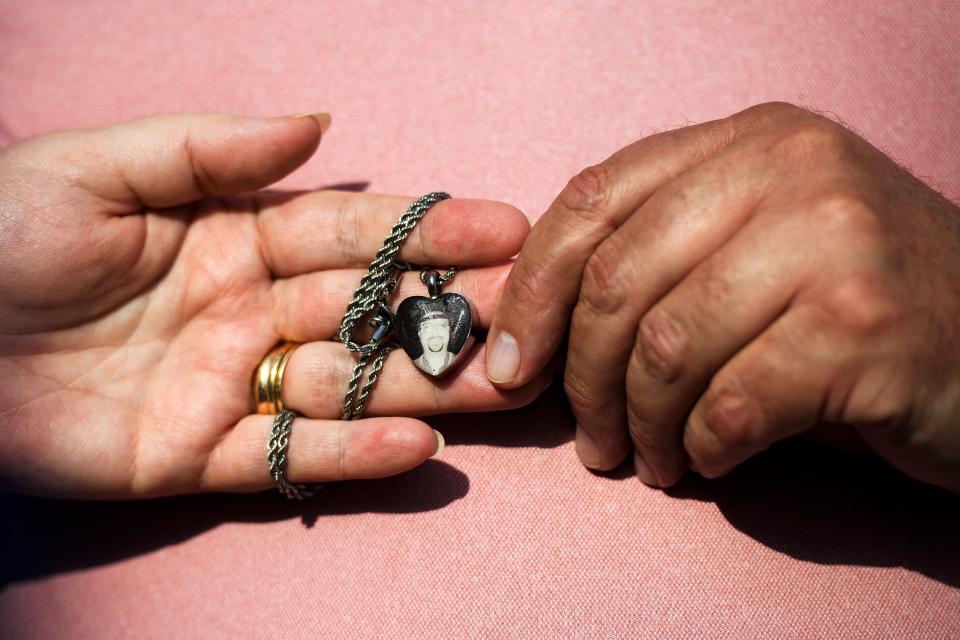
xmin=425 ymin=270 xmax=442 ymax=297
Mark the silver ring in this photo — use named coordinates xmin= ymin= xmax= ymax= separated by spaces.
xmin=267 ymin=409 xmax=324 ymax=500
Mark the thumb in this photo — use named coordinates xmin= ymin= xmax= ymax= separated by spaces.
xmin=27 ymin=111 xmax=331 ymax=211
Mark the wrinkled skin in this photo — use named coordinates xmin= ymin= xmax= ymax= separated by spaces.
xmin=487 ymin=102 xmax=960 ymax=493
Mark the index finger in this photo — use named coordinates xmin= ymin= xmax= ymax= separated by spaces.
xmin=483 ymin=123 xmax=735 ymax=387
xmin=257 ymin=191 xmax=531 ymax=277
xmin=483 ymin=103 xmax=795 ymax=388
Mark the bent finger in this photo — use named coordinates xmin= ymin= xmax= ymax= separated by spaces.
xmin=682 ymin=307 xmax=833 ymax=479
xmin=621 ymin=208 xmax=809 ymax=486
xmin=567 ymin=137 xmax=783 ymax=474
xmin=486 ymin=102 xmax=809 ymax=388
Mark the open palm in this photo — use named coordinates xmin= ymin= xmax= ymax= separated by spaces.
xmin=0 ymin=113 xmax=542 ymax=499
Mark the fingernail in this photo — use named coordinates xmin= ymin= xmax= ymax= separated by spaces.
xmin=291 ymin=112 xmax=332 ymax=134
xmin=431 ymin=429 xmax=445 ymax=458
xmin=575 ymin=424 xmax=605 ymax=469
xmin=633 ymin=451 xmax=659 ymax=487
xmin=486 ymin=331 xmax=520 ymax=383
xmin=700 ymin=466 xmax=731 ymax=480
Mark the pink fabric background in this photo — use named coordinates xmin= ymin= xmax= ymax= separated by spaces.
xmin=2 ymin=1 xmax=959 ymax=638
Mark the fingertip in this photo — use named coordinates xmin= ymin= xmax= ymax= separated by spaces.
xmin=698 ymin=465 xmax=733 ymax=480
xmin=657 ymin=467 xmax=687 ymax=488
xmin=38 ymin=112 xmax=331 ymax=210
xmin=499 ymin=203 xmax=532 ymax=257
xmin=382 ymin=417 xmax=440 ymax=459
xmin=270 ymin=112 xmax=329 ymax=155
xmin=634 ymin=445 xmax=687 ymax=489
xmin=576 ymin=424 xmax=617 ymax=471
xmin=456 ymin=199 xmax=530 ymax=249
xmin=248 ymin=114 xmax=325 ymax=174
xmin=484 ymin=246 xmax=574 ymax=392
xmin=485 ymin=329 xmax=521 ymax=386
xmin=682 ymin=395 xmax=750 ymax=483
xmin=633 ymin=451 xmax=686 ymax=489
xmin=484 ymin=328 xmax=549 ymax=391
xmin=633 ymin=450 xmax=659 ymax=486
xmin=455 ymin=342 xmax=553 ymax=410
xmin=148 ymin=112 xmax=324 ymax=200
xmin=428 ymin=199 xmax=531 ymax=264
xmin=287 ymin=112 xmax=332 ymax=136
xmin=349 ymin=417 xmax=438 ymax=478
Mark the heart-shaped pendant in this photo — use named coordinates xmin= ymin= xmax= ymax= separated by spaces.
xmin=395 ymin=292 xmax=473 ymax=377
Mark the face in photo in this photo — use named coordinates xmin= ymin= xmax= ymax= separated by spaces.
xmin=418 ymin=315 xmax=451 ymax=355
xmin=395 ymin=292 xmax=473 ymax=378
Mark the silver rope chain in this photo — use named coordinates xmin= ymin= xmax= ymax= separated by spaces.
xmin=267 ymin=408 xmax=321 ymax=499
xmin=336 ymin=192 xmax=454 ymax=420
xmin=265 ymin=193 xmax=453 ymax=500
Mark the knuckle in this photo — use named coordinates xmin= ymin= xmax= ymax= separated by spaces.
xmin=579 ymin=241 xmax=627 ymax=315
xmin=818 ymin=272 xmax=900 ymax=334
xmin=845 ymin=371 xmax=913 ymax=426
xmin=682 ymin=420 xmax=715 ymax=472
xmin=182 ymin=136 xmax=218 ymax=195
xmin=701 ymin=383 xmax=756 ymax=448
xmin=755 ymin=100 xmax=804 ymax=115
xmin=771 ymin=118 xmax=850 ymax=165
xmin=635 ymin=309 xmax=687 ymax=384
xmin=693 ymin=263 xmax=737 ymax=313
xmin=731 ymin=101 xmax=806 ymax=131
xmin=557 ymin=163 xmax=615 ymax=227
xmin=504 ymin=257 xmax=553 ymax=311
xmin=332 ymin=198 xmax=363 ymax=263
xmin=812 ymin=191 xmax=881 ymax=241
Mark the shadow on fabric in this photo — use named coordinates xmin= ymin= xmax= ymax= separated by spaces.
xmin=0 ymin=459 xmax=468 ymax=589
xmin=664 ymin=439 xmax=960 ymax=589
xmin=432 ymin=380 xmax=574 ymax=449
xmin=2 ymin=383 xmax=957 ymax=590
xmin=0 ymin=383 xmax=572 ymax=589
xmin=529 ymin=381 xmax=960 ymax=588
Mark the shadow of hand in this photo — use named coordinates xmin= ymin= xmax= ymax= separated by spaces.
xmin=1 ymin=459 xmax=467 ymax=588
xmin=666 ymin=439 xmax=960 ymax=588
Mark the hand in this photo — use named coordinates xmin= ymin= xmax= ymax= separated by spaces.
xmin=486 ymin=102 xmax=960 ymax=492
xmin=0 ymin=113 xmax=545 ymax=498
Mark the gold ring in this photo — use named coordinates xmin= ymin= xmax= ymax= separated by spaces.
xmin=253 ymin=342 xmax=300 ymax=414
